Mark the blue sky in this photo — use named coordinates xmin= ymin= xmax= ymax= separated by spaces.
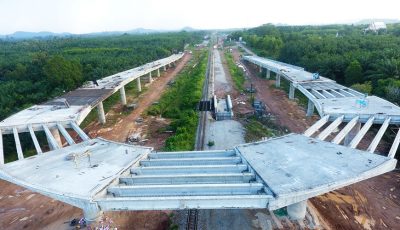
xmin=0 ymin=0 xmax=399 ymax=34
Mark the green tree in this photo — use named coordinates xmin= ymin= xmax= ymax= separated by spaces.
xmin=43 ymin=56 xmax=83 ymax=90
xmin=345 ymin=60 xmax=363 ymax=85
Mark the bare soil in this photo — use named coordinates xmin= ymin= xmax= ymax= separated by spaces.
xmin=0 ymin=54 xmax=191 ymax=230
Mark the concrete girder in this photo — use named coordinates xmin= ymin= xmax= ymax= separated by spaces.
xmin=50 ymin=127 xmax=63 ymax=147
xmin=349 ymin=116 xmax=375 ymax=148
xmin=120 ymin=173 xmax=255 ymax=185
xmin=332 ymin=116 xmax=360 ymax=144
xmin=304 ymin=115 xmax=330 ymax=137
xmin=311 ymin=89 xmax=326 ymax=99
xmin=140 ymin=157 xmax=242 ymax=167
xmin=329 ymin=89 xmax=346 ymax=98
xmin=317 ymin=115 xmax=344 ymax=141
xmin=131 ymin=164 xmax=249 ymax=175
xmin=13 ymin=127 xmax=24 ymax=160
xmin=108 ymin=183 xmax=265 ymax=197
xmin=367 ymin=117 xmax=391 ymax=153
xmin=56 ymin=123 xmax=75 ymax=146
xmin=70 ymin=122 xmax=90 ymax=141
xmin=321 ymin=90 xmax=335 ymax=98
xmin=42 ymin=125 xmax=60 ymax=150
xmin=119 ymin=86 xmax=127 ymax=105
xmin=137 ymin=77 xmax=142 ymax=92
xmin=388 ymin=128 xmax=400 ymax=158
xmin=96 ymin=101 xmax=106 ymax=124
xmin=148 ymin=150 xmax=236 ymax=159
xmin=0 ymin=129 xmax=3 ymax=164
xmin=28 ymin=124 xmax=43 ymax=154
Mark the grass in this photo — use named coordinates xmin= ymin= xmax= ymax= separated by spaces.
xmin=244 ymin=116 xmax=289 ymax=143
xmin=224 ymin=51 xmax=245 ymax=91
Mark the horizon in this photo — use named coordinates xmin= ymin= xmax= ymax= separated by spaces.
xmin=1 ymin=0 xmax=399 ymax=35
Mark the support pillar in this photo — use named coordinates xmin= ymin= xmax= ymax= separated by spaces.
xmin=119 ymin=86 xmax=127 ymax=105
xmin=148 ymin=72 xmax=153 ymax=83
xmin=287 ymin=200 xmax=307 ymax=220
xmin=82 ymin=202 xmax=102 ymax=223
xmin=0 ymin=129 xmax=4 ymax=164
xmin=289 ymin=83 xmax=295 ymax=99
xmin=259 ymin=66 xmax=262 ymax=73
xmin=137 ymin=77 xmax=142 ymax=92
xmin=344 ymin=121 xmax=361 ymax=146
xmin=50 ymin=127 xmax=62 ymax=147
xmin=306 ymin=100 xmax=314 ymax=117
xmin=157 ymin=68 xmax=160 ymax=77
xmin=163 ymin=65 xmax=167 ymax=71
xmin=275 ymin=74 xmax=281 ymax=87
xmin=266 ymin=69 xmax=271 ymax=79
xmin=97 ymin=101 xmax=106 ymax=124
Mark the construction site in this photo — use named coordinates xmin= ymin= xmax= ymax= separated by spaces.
xmin=0 ymin=35 xmax=399 ymax=230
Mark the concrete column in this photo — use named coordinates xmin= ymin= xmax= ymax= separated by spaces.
xmin=50 ymin=127 xmax=62 ymax=147
xmin=97 ymin=101 xmax=106 ymax=124
xmin=287 ymin=200 xmax=307 ymax=220
xmin=289 ymin=83 xmax=295 ymax=99
xmin=148 ymin=72 xmax=153 ymax=83
xmin=344 ymin=121 xmax=361 ymax=146
xmin=119 ymin=86 xmax=127 ymax=105
xmin=163 ymin=65 xmax=167 ymax=71
xmin=259 ymin=66 xmax=262 ymax=73
xmin=306 ymin=100 xmax=314 ymax=117
xmin=157 ymin=68 xmax=160 ymax=77
xmin=0 ymin=129 xmax=4 ymax=164
xmin=275 ymin=74 xmax=281 ymax=87
xmin=83 ymin=203 xmax=102 ymax=223
xmin=137 ymin=77 xmax=142 ymax=92
xmin=266 ymin=69 xmax=271 ymax=79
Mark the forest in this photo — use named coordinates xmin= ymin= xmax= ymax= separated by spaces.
xmin=229 ymin=23 xmax=400 ymax=105
xmin=0 ymin=32 xmax=204 ymax=120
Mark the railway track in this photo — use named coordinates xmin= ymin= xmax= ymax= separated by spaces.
xmin=188 ymin=46 xmax=213 ymax=230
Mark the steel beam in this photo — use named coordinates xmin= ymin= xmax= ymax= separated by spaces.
xmin=140 ymin=157 xmax=242 ymax=167
xmin=317 ymin=115 xmax=344 ymax=141
xmin=388 ymin=128 xmax=400 ymax=158
xmin=42 ymin=125 xmax=60 ymax=150
xmin=131 ymin=164 xmax=248 ymax=175
xmin=120 ymin=173 xmax=255 ymax=185
xmin=349 ymin=116 xmax=375 ymax=148
xmin=70 ymin=122 xmax=90 ymax=141
xmin=304 ymin=115 xmax=330 ymax=137
xmin=12 ymin=127 xmax=24 ymax=160
xmin=57 ymin=123 xmax=75 ymax=146
xmin=28 ymin=124 xmax=42 ymax=154
xmin=332 ymin=116 xmax=360 ymax=144
xmin=367 ymin=117 xmax=391 ymax=153
xmin=108 ymin=183 xmax=264 ymax=197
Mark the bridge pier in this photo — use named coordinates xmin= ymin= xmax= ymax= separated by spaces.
xmin=157 ymin=68 xmax=160 ymax=77
xmin=259 ymin=66 xmax=262 ymax=73
xmin=0 ymin=129 xmax=3 ymax=164
xmin=289 ymin=83 xmax=295 ymax=99
xmin=266 ymin=69 xmax=270 ymax=79
xmin=97 ymin=101 xmax=106 ymax=124
xmin=120 ymin=86 xmax=127 ymax=105
xmin=82 ymin=203 xmax=102 ymax=223
xmin=275 ymin=74 xmax=281 ymax=87
xmin=137 ymin=77 xmax=142 ymax=92
xmin=163 ymin=65 xmax=167 ymax=71
xmin=148 ymin=72 xmax=153 ymax=83
xmin=287 ymin=200 xmax=307 ymax=220
xmin=306 ymin=100 xmax=314 ymax=117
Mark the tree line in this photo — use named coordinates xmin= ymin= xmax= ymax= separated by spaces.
xmin=229 ymin=23 xmax=400 ymax=104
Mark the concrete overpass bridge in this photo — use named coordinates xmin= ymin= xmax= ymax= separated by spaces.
xmin=0 ymin=51 xmax=399 ymax=223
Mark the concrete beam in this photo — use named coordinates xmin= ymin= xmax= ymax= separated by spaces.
xmin=28 ymin=124 xmax=43 ymax=154
xmin=306 ymin=100 xmax=314 ymax=117
xmin=56 ymin=123 xmax=75 ymax=146
xmin=108 ymin=183 xmax=264 ymax=197
xmin=332 ymin=116 xmax=360 ymax=144
xmin=275 ymin=74 xmax=281 ymax=87
xmin=266 ymin=69 xmax=271 ymax=79
xmin=289 ymin=83 xmax=295 ymax=99
xmin=50 ymin=127 xmax=63 ymax=147
xmin=137 ymin=77 xmax=142 ymax=92
xmin=70 ymin=122 xmax=90 ymax=141
xmin=322 ymin=90 xmax=335 ymax=98
xmin=120 ymin=173 xmax=255 ymax=185
xmin=349 ymin=116 xmax=375 ymax=148
xmin=140 ymin=157 xmax=242 ymax=167
xmin=119 ymin=86 xmax=127 ymax=105
xmin=149 ymin=150 xmax=236 ymax=159
xmin=367 ymin=117 xmax=391 ymax=153
xmin=13 ymin=127 xmax=24 ymax=160
xmin=42 ymin=125 xmax=60 ymax=150
xmin=131 ymin=164 xmax=248 ymax=175
xmin=388 ymin=128 xmax=400 ymax=158
xmin=96 ymin=101 xmax=106 ymax=124
xmin=0 ymin=129 xmax=4 ymax=164
xmin=287 ymin=200 xmax=307 ymax=220
xmin=311 ymin=89 xmax=326 ymax=99
xmin=317 ymin=115 xmax=344 ymax=141
xmin=304 ymin=115 xmax=330 ymax=137
xmin=157 ymin=68 xmax=160 ymax=77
